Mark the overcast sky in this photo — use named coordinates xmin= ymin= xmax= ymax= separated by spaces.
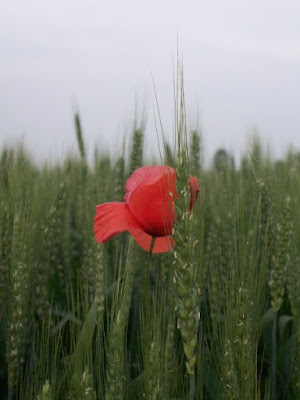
xmin=1 ymin=0 xmax=300 ymax=164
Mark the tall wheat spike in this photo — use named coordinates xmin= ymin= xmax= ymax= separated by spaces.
xmin=269 ymin=197 xmax=292 ymax=312
xmin=221 ymin=339 xmax=239 ymax=400
xmin=114 ymin=155 xmax=125 ymax=201
xmin=36 ymin=380 xmax=52 ymax=400
xmin=173 ymin=64 xmax=200 ymax=399
xmin=129 ymin=128 xmax=144 ymax=175
xmin=67 ymin=367 xmax=96 ymax=400
xmin=190 ymin=129 xmax=201 ymax=176
xmin=286 ymin=212 xmax=300 ymax=396
xmin=288 ymin=253 xmax=300 ymax=397
xmin=0 ymin=208 xmax=10 ymax=320
xmin=74 ymin=112 xmax=86 ymax=162
xmin=105 ymin=240 xmax=134 ymax=400
xmin=7 ymin=210 xmax=30 ymax=398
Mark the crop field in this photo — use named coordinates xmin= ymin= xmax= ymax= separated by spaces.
xmin=0 ymin=92 xmax=300 ymax=399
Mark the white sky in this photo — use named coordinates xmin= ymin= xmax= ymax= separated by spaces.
xmin=1 ymin=0 xmax=300 ymax=164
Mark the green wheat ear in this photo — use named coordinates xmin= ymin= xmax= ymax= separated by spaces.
xmin=0 ymin=207 xmax=10 ymax=317
xmin=67 ymin=368 xmax=96 ymax=400
xmin=190 ymin=129 xmax=201 ymax=176
xmin=129 ymin=127 xmax=144 ymax=174
xmin=258 ymin=179 xmax=273 ymax=246
xmin=114 ymin=155 xmax=125 ymax=201
xmin=173 ymin=64 xmax=200 ymax=388
xmin=221 ymin=339 xmax=239 ymax=400
xmin=286 ymin=218 xmax=300 ymax=395
xmin=164 ymin=141 xmax=175 ymax=167
xmin=269 ymin=197 xmax=292 ymax=312
xmin=74 ymin=112 xmax=86 ymax=162
xmin=36 ymin=380 xmax=52 ymax=400
xmin=105 ymin=240 xmax=134 ymax=400
xmin=7 ymin=209 xmax=31 ymax=398
xmin=44 ymin=182 xmax=71 ymax=296
xmin=288 ymin=253 xmax=300 ymax=397
xmin=145 ymin=338 xmax=163 ymax=400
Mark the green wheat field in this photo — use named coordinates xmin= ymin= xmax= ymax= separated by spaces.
xmin=0 ymin=86 xmax=300 ymax=399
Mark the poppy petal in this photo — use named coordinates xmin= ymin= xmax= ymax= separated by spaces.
xmin=94 ymin=202 xmax=142 ymax=243
xmin=125 ymin=166 xmax=178 ymax=237
xmin=188 ymin=176 xmax=200 ymax=211
xmin=129 ymin=228 xmax=175 ymax=254
xmin=124 ymin=165 xmax=176 ymax=202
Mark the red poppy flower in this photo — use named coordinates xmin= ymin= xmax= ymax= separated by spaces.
xmin=94 ymin=166 xmax=200 ymax=253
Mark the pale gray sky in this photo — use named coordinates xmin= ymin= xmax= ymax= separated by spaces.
xmin=1 ymin=0 xmax=300 ymax=164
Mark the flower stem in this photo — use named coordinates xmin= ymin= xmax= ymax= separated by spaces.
xmin=144 ymin=236 xmax=156 ymax=399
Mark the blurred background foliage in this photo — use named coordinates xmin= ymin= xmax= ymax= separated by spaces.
xmin=0 ymin=114 xmax=299 ymax=399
